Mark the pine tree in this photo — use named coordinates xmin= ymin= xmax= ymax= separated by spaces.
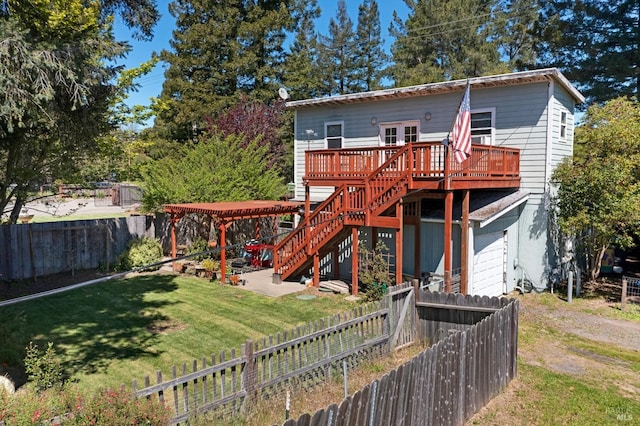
xmin=489 ymin=0 xmax=539 ymax=70
xmin=157 ymin=0 xmax=242 ymax=141
xmin=390 ymin=0 xmax=502 ymax=86
xmin=282 ymin=1 xmax=322 ymax=100
xmin=157 ymin=0 xmax=314 ymax=141
xmin=318 ymin=0 xmax=357 ymax=95
xmin=537 ymin=0 xmax=640 ymax=104
xmin=353 ymin=0 xmax=388 ymax=92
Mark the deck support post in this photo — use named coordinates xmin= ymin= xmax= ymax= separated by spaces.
xmin=313 ymin=252 xmax=320 ymax=287
xmin=220 ymin=220 xmax=227 ymax=284
xmin=461 ymin=190 xmax=469 ymax=294
xmin=396 ymin=201 xmax=403 ymax=284
xmin=352 ymin=227 xmax=359 ymax=296
xmin=170 ymin=214 xmax=179 ymax=271
xmin=414 ymin=203 xmax=421 ymax=280
xmin=444 ymin=191 xmax=453 ymax=292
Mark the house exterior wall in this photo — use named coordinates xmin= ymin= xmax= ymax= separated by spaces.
xmin=291 ymin=71 xmax=581 ymax=294
xmin=470 ymin=208 xmax=521 ymax=294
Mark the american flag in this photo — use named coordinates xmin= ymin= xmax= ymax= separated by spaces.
xmin=451 ymin=83 xmax=471 ymax=163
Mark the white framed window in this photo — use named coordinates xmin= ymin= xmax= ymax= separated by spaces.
xmin=470 ymin=108 xmax=495 ymax=145
xmin=379 ymin=120 xmax=420 ymax=146
xmin=325 ymin=121 xmax=343 ymax=149
xmin=560 ymin=111 xmax=567 ymax=140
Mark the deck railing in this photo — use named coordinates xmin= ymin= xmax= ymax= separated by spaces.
xmin=305 ymin=142 xmax=519 ymax=184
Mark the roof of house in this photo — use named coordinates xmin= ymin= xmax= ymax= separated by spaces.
xmin=421 ymin=190 xmax=530 ymax=227
xmin=286 ymin=68 xmax=585 ymax=109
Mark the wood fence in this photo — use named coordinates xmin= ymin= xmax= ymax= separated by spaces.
xmin=131 ymin=283 xmax=517 ymax=425
xmin=283 ymin=288 xmax=518 ymax=426
xmin=131 ymin=300 xmax=395 ymax=424
xmin=0 ymin=216 xmax=155 ymax=280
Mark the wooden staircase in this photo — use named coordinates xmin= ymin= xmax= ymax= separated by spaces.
xmin=274 ymin=146 xmax=411 ymax=281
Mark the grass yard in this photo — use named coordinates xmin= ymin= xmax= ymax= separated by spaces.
xmin=30 ymin=212 xmax=126 ymax=222
xmin=470 ymin=287 xmax=640 ymax=425
xmin=0 ymin=273 xmax=354 ymax=393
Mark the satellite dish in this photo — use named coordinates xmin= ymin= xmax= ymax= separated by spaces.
xmin=278 ymin=87 xmax=289 ymax=100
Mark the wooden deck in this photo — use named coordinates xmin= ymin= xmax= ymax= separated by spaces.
xmin=275 ymin=143 xmax=520 ymax=283
xmin=304 ymin=142 xmax=520 ymax=190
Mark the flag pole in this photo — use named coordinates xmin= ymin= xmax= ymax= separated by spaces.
xmin=444 ymin=78 xmax=470 ymax=189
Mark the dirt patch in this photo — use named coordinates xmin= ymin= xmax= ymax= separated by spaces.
xmin=146 ymin=318 xmax=187 ymax=335
xmin=470 ymin=283 xmax=640 ymax=425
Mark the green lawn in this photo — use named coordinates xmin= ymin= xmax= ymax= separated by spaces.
xmin=29 ymin=212 xmax=126 ymax=223
xmin=0 ymin=274 xmax=353 ymax=393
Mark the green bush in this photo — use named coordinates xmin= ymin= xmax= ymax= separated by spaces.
xmin=187 ymin=237 xmax=209 ymax=261
xmin=0 ymin=385 xmax=171 ymax=425
xmin=363 ymin=281 xmax=388 ymax=302
xmin=24 ymin=342 xmax=64 ymax=393
xmin=115 ymin=237 xmax=163 ymax=271
xmin=73 ymin=387 xmax=171 ymax=425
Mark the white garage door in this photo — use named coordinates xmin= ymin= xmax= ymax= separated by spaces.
xmin=473 ymin=231 xmax=505 ymax=296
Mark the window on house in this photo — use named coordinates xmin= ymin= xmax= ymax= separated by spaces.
xmin=470 ymin=109 xmax=494 ymax=145
xmin=379 ymin=121 xmax=420 ymax=146
xmin=325 ymin=122 xmax=343 ymax=149
xmin=560 ymin=111 xmax=567 ymax=140
xmin=404 ymin=125 xmax=418 ymax=142
xmin=384 ymin=127 xmax=397 ymax=146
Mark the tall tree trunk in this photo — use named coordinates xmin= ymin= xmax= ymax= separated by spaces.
xmin=8 ymin=195 xmax=25 ymax=225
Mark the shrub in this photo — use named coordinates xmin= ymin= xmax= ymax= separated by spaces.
xmin=24 ymin=342 xmax=64 ymax=393
xmin=187 ymin=236 xmax=209 ymax=261
xmin=359 ymin=241 xmax=392 ymax=301
xmin=363 ymin=281 xmax=388 ymax=302
xmin=115 ymin=237 xmax=163 ymax=271
xmin=73 ymin=387 xmax=171 ymax=425
xmin=201 ymin=258 xmax=220 ymax=271
xmin=0 ymin=385 xmax=171 ymax=425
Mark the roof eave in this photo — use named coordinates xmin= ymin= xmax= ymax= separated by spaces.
xmin=286 ymin=68 xmax=585 ymax=109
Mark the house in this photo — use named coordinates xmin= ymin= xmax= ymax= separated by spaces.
xmin=273 ymin=68 xmax=584 ymax=297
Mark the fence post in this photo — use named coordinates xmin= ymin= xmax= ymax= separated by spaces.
xmin=621 ymin=277 xmax=628 ymax=309
xmin=413 ymin=279 xmax=420 ymax=340
xmin=387 ymin=291 xmax=394 ymax=354
xmin=241 ymin=340 xmax=256 ymax=412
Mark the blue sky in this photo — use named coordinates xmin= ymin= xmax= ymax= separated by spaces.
xmin=114 ymin=1 xmax=409 ymax=112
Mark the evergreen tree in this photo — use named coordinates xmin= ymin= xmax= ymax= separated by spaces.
xmin=157 ymin=0 xmax=242 ymax=141
xmin=0 ymin=0 xmax=157 ymax=223
xmin=489 ymin=0 xmax=539 ymax=70
xmin=536 ymin=0 xmax=640 ymax=104
xmin=140 ymin=134 xmax=287 ymax=212
xmin=282 ymin=0 xmax=322 ymax=100
xmin=318 ymin=0 xmax=357 ymax=95
xmin=353 ymin=0 xmax=388 ymax=92
xmin=390 ymin=0 xmax=503 ymax=86
xmin=157 ymin=0 xmax=314 ymax=141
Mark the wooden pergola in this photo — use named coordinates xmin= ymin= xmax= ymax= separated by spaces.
xmin=164 ymin=200 xmax=303 ymax=282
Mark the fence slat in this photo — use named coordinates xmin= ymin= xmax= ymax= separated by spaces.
xmin=131 ymin=291 xmax=518 ymax=426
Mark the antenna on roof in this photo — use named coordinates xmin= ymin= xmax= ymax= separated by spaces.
xmin=278 ymin=87 xmax=289 ymax=100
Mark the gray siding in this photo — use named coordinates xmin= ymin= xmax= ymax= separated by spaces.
xmin=292 ymin=74 xmax=579 ymax=291
xmin=294 ymin=82 xmax=555 ymax=199
xmin=420 ymin=221 xmax=461 ymax=275
xmin=551 ymin=85 xmax=576 ymax=168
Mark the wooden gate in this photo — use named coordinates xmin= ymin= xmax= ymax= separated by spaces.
xmin=387 ymin=282 xmax=416 ymax=349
